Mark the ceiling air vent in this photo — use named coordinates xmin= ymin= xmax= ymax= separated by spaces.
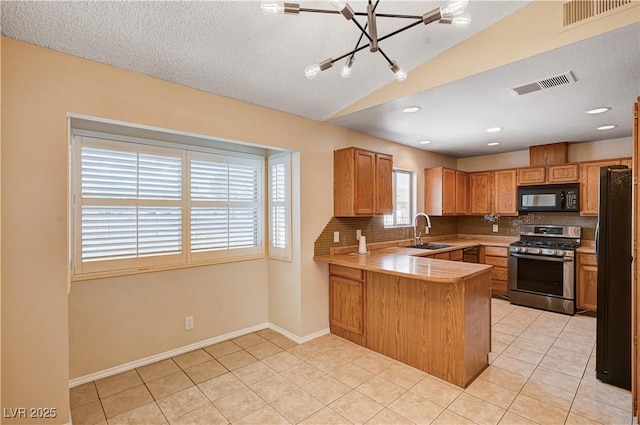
xmin=511 ymin=72 xmax=576 ymax=96
xmin=563 ymin=0 xmax=632 ymax=27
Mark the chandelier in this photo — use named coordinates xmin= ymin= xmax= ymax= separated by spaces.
xmin=260 ymin=0 xmax=471 ymax=82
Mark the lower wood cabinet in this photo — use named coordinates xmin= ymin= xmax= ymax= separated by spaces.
xmin=426 ymin=249 xmax=464 ymax=261
xmin=329 ymin=265 xmax=366 ymax=345
xmin=577 ymin=252 xmax=597 ymax=312
xmin=480 ymin=246 xmax=509 ymax=296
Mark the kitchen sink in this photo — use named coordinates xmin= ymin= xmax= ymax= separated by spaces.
xmin=408 ymin=243 xmax=455 ymax=250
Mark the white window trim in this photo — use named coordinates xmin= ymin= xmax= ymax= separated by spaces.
xmin=268 ymin=152 xmax=292 ymax=261
xmin=71 ymin=132 xmax=265 ymax=281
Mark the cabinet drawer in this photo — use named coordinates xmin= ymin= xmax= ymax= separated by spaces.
xmin=434 ymin=252 xmax=450 ymax=260
xmin=578 ymin=253 xmax=597 ymax=266
xmin=491 ymin=268 xmax=508 ymax=281
xmin=484 ymin=246 xmax=508 ymax=257
xmin=330 ymin=264 xmax=363 ymax=281
xmin=449 ymin=249 xmax=463 ymax=261
xmin=491 ymin=279 xmax=508 ymax=295
xmin=485 ymin=256 xmax=508 ymax=268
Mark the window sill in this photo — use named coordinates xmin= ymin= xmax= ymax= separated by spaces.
xmin=71 ymin=253 xmax=266 ymax=282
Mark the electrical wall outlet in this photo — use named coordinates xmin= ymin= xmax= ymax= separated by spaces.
xmin=185 ymin=315 xmax=194 ymax=330
xmin=492 ymin=224 xmax=499 ymax=233
xmin=356 ymin=229 xmax=362 ymax=241
xmin=333 ymin=231 xmax=340 ymax=243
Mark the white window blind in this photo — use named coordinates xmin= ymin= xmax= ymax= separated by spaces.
xmin=189 ymin=152 xmax=262 ymax=261
xmin=268 ymin=153 xmax=291 ymax=261
xmin=72 ymin=135 xmax=264 ymax=278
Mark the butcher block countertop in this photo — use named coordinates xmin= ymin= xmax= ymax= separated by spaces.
xmin=314 ymin=235 xmax=518 ymax=283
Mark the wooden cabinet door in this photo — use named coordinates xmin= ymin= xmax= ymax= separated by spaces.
xmin=548 ymin=164 xmax=579 ymax=183
xmin=529 ymin=142 xmax=568 ymax=166
xmin=494 ymin=169 xmax=518 ymax=216
xmin=580 ymin=160 xmax=619 ymax=216
xmin=455 ymin=171 xmax=469 ymax=214
xmin=375 ymin=153 xmax=393 ymax=215
xmin=354 ymin=150 xmax=376 ymax=215
xmin=469 ymin=172 xmax=493 ymax=215
xmin=517 ymin=167 xmax=546 ymax=185
xmin=442 ymin=168 xmax=456 ymax=215
xmin=329 ymin=276 xmax=365 ymax=335
xmin=577 ymin=253 xmax=597 ymax=311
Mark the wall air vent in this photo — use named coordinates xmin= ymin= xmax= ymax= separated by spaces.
xmin=563 ymin=0 xmax=632 ymax=27
xmin=511 ymin=72 xmax=577 ymax=96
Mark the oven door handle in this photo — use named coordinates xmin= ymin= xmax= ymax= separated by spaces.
xmin=510 ymin=253 xmax=574 ymax=262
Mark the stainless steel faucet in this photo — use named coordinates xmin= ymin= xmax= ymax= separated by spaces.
xmin=413 ymin=213 xmax=432 ymax=246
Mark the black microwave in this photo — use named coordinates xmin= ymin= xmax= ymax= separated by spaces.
xmin=517 ymin=183 xmax=579 ymax=212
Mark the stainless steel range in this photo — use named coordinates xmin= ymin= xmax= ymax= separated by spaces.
xmin=508 ymin=225 xmax=581 ymax=315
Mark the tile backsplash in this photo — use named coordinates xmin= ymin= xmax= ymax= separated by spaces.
xmin=314 ymin=212 xmax=597 ymax=256
xmin=457 ymin=212 xmax=597 ymax=240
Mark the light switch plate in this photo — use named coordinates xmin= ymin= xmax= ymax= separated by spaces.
xmin=356 ymin=229 xmax=362 ymax=241
xmin=492 ymin=224 xmax=499 ymax=233
xmin=333 ymin=231 xmax=340 ymax=243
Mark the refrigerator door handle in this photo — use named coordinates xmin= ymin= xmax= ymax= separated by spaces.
xmin=595 ymin=221 xmax=599 ymax=264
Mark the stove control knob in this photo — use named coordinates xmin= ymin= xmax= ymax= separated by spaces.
xmin=517 ymin=247 xmax=526 ymax=253
xmin=541 ymin=248 xmax=554 ymax=256
xmin=532 ymin=248 xmax=542 ymax=254
xmin=555 ymin=250 xmax=564 ymax=257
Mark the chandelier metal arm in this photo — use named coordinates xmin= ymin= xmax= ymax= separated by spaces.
xmin=349 ymin=16 xmax=394 ymax=66
xmin=298 ymin=8 xmax=423 ymax=20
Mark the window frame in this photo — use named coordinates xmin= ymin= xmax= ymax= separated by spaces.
xmin=384 ymin=168 xmax=415 ymax=228
xmin=71 ymin=132 xmax=265 ymax=280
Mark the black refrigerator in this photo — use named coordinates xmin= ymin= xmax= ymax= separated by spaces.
xmin=596 ymin=165 xmax=632 ymax=390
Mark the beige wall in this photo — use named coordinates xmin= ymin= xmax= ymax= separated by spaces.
xmin=0 ymin=38 xmax=455 ymax=422
xmin=457 ymin=137 xmax=633 ymax=172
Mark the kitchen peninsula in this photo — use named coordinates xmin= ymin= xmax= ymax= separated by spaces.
xmin=315 ymin=246 xmax=493 ymax=388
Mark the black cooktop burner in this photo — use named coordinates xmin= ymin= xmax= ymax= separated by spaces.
xmin=511 ymin=240 xmax=579 ymax=250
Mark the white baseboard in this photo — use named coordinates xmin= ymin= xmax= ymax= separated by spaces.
xmin=69 ymin=323 xmax=330 ymax=388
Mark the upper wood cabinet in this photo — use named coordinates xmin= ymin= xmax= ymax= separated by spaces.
xmin=455 ymin=170 xmax=469 ymax=214
xmin=517 ymin=164 xmax=579 ymax=185
xmin=548 ymin=164 xmax=579 ymax=183
xmin=494 ymin=169 xmax=518 ymax=216
xmin=580 ymin=159 xmax=625 ymax=216
xmin=529 ymin=142 xmax=568 ymax=166
xmin=424 ymin=167 xmax=469 ymax=216
xmin=517 ymin=167 xmax=546 ymax=185
xmin=469 ymin=171 xmax=493 ymax=215
xmin=334 ymin=147 xmax=393 ymax=217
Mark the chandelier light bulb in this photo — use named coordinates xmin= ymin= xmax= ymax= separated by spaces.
xmin=260 ymin=1 xmax=284 ymax=15
xmin=340 ymin=63 xmax=352 ymax=78
xmin=449 ymin=13 xmax=471 ymax=27
xmin=331 ymin=0 xmax=348 ymax=11
xmin=440 ymin=0 xmax=468 ymax=17
xmin=340 ymin=56 xmax=354 ymax=78
xmin=304 ymin=63 xmax=322 ymax=79
xmin=390 ymin=61 xmax=407 ymax=82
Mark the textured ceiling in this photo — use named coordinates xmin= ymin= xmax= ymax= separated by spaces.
xmin=0 ymin=1 xmax=528 ymax=121
xmin=2 ymin=1 xmax=638 ymax=158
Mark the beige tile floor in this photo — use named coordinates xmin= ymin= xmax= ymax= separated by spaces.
xmin=70 ymin=298 xmax=632 ymax=425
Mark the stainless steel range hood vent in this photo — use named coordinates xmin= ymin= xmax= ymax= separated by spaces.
xmin=511 ymin=71 xmax=576 ymax=96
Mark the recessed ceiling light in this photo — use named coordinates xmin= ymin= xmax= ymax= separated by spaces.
xmin=402 ymin=106 xmax=421 ymax=113
xmin=487 ymin=142 xmax=500 ymax=146
xmin=419 ymin=140 xmax=431 ymax=145
xmin=486 ymin=127 xmax=502 ymax=133
xmin=586 ymin=107 xmax=611 ymax=115
xmin=597 ymin=125 xmax=616 ymax=130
